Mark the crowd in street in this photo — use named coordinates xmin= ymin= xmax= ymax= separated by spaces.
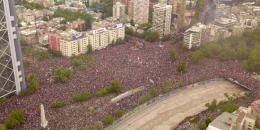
xmin=0 ymin=38 xmax=259 ymax=130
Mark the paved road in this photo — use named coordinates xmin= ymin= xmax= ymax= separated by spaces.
xmin=106 ymin=80 xmax=246 ymax=130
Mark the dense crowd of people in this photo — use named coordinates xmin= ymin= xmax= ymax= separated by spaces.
xmin=0 ymin=38 xmax=259 ymax=130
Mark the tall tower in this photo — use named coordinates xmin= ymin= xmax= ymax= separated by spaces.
xmin=169 ymin=0 xmax=186 ymax=31
xmin=152 ymin=1 xmax=172 ymax=36
xmin=128 ymin=0 xmax=149 ymax=25
xmin=0 ymin=0 xmax=26 ymax=98
xmin=113 ymin=1 xmax=126 ymax=21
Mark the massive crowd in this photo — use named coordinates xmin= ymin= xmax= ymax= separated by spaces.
xmin=0 ymin=37 xmax=259 ymax=130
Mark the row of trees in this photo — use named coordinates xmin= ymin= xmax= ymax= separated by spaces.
xmin=126 ymin=27 xmax=160 ymax=42
xmin=190 ymin=28 xmax=260 ymax=72
xmin=53 ymin=8 xmax=93 ymax=22
xmin=90 ymin=0 xmax=113 ymax=18
xmin=16 ymin=0 xmax=45 ymax=10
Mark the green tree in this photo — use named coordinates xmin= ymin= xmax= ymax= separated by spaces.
xmin=161 ymin=80 xmax=171 ymax=93
xmin=42 ymin=16 xmax=49 ymax=21
xmin=161 ymin=35 xmax=171 ymax=42
xmin=87 ymin=44 xmax=93 ymax=54
xmin=4 ymin=109 xmax=26 ymax=129
xmin=29 ymin=48 xmax=49 ymax=60
xmin=51 ymin=100 xmax=67 ymax=108
xmin=125 ymin=27 xmax=134 ymax=35
xmin=244 ymin=44 xmax=260 ymax=71
xmin=236 ymin=41 xmax=248 ymax=60
xmin=108 ymin=80 xmax=123 ymax=94
xmin=20 ymin=75 xmax=39 ymax=96
xmin=17 ymin=0 xmax=45 ymax=10
xmin=138 ymin=93 xmax=152 ymax=104
xmin=54 ymin=8 xmax=93 ymax=22
xmin=205 ymin=99 xmax=217 ymax=111
xmin=0 ymin=124 xmax=6 ymax=130
xmin=190 ymin=50 xmax=205 ymax=64
xmin=96 ymin=80 xmax=123 ymax=96
xmin=169 ymin=48 xmax=177 ymax=62
xmin=220 ymin=102 xmax=239 ymax=113
xmin=177 ymin=62 xmax=187 ymax=74
xmin=59 ymin=26 xmax=66 ymax=31
xmin=53 ymin=67 xmax=72 ymax=82
xmin=115 ymin=109 xmax=125 ymax=118
xmin=130 ymin=19 xmax=135 ymax=26
xmin=73 ymin=92 xmax=92 ymax=102
xmin=99 ymin=0 xmax=113 ymax=18
xmin=148 ymin=86 xmax=158 ymax=97
xmin=142 ymin=31 xmax=160 ymax=42
xmin=93 ymin=121 xmax=104 ymax=130
xmin=102 ymin=115 xmax=113 ymax=126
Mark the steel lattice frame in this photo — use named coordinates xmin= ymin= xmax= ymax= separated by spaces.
xmin=0 ymin=0 xmax=26 ymax=98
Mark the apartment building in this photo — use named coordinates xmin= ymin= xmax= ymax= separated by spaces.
xmin=56 ymin=24 xmax=125 ymax=57
xmin=89 ymin=28 xmax=109 ymax=50
xmin=59 ymin=30 xmax=88 ymax=57
xmin=48 ymin=33 xmax=60 ymax=51
xmin=169 ymin=0 xmax=186 ymax=30
xmin=113 ymin=2 xmax=126 ymax=21
xmin=183 ymin=23 xmax=207 ymax=49
xmin=152 ymin=0 xmax=172 ymax=36
xmin=128 ymin=0 xmax=149 ymax=25
xmin=113 ymin=0 xmax=130 ymax=6
xmin=109 ymin=24 xmax=125 ymax=43
xmin=207 ymin=100 xmax=260 ymax=130
xmin=88 ymin=0 xmax=100 ymax=6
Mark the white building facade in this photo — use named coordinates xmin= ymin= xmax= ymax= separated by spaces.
xmin=152 ymin=1 xmax=172 ymax=36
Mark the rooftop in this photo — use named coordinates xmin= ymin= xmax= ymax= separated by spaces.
xmin=208 ymin=112 xmax=237 ymax=130
xmin=185 ymin=23 xmax=206 ymax=33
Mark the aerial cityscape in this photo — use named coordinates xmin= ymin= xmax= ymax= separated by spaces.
xmin=0 ymin=0 xmax=260 ymax=130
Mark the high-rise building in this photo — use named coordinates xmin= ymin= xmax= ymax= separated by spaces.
xmin=169 ymin=0 xmax=186 ymax=30
xmin=113 ymin=2 xmax=126 ymax=20
xmin=0 ymin=0 xmax=26 ymax=97
xmin=48 ymin=33 xmax=60 ymax=52
xmin=59 ymin=30 xmax=87 ymax=57
xmin=113 ymin=0 xmax=129 ymax=5
xmin=152 ymin=0 xmax=172 ymax=36
xmin=128 ymin=0 xmax=149 ymax=25
xmin=88 ymin=0 xmax=100 ymax=6
xmin=183 ymin=23 xmax=207 ymax=49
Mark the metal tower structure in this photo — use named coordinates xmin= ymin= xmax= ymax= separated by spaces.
xmin=0 ymin=0 xmax=26 ymax=98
